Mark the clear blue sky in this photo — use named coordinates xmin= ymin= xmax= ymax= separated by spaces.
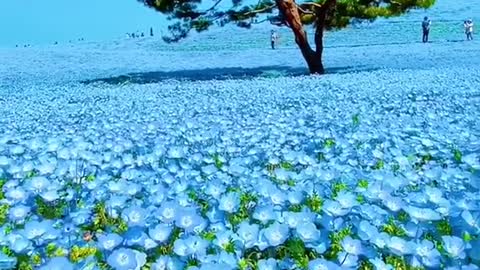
xmin=0 ymin=0 xmax=168 ymax=46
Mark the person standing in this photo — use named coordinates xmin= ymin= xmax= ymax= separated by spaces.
xmin=271 ymin=30 xmax=279 ymax=49
xmin=464 ymin=19 xmax=474 ymax=41
xmin=422 ymin=16 xmax=431 ymax=43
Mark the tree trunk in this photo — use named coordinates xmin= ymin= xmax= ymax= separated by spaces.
xmin=275 ymin=0 xmax=324 ymax=74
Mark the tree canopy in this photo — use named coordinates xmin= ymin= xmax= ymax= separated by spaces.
xmin=137 ymin=0 xmax=435 ymax=73
xmin=139 ymin=0 xmax=434 ymax=42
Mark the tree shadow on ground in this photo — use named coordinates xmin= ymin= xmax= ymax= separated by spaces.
xmin=81 ymin=65 xmax=379 ymax=85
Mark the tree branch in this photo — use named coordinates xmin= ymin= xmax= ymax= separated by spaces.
xmin=243 ymin=4 xmax=277 ymax=16
xmin=298 ymin=2 xmax=323 ymax=10
xmin=296 ymin=3 xmax=315 ymax=14
xmin=205 ymin=0 xmax=224 ymax=11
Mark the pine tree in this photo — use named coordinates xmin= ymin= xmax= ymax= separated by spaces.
xmin=137 ymin=0 xmax=435 ymax=74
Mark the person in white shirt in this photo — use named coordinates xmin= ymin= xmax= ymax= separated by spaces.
xmin=271 ymin=30 xmax=279 ymax=50
xmin=464 ymin=19 xmax=474 ymax=41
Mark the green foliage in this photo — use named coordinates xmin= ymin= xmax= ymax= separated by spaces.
xmin=397 ymin=210 xmax=410 ymax=223
xmin=280 ymin=161 xmax=294 ymax=171
xmin=187 ymin=189 xmax=210 ymax=216
xmin=332 ymin=182 xmax=348 ymax=198
xmin=85 ymin=175 xmax=96 ymax=182
xmin=436 ymin=219 xmax=452 ymax=236
xmin=212 ymin=153 xmax=224 ymax=169
xmin=356 ymin=194 xmax=365 ymax=204
xmin=81 ymin=202 xmax=128 ymax=233
xmin=324 ymin=138 xmax=336 ymax=148
xmin=371 ymin=159 xmax=385 ymax=170
xmin=149 ymin=227 xmax=183 ymax=260
xmin=382 ymin=217 xmax=407 ymax=237
xmin=32 ymin=253 xmax=42 ymax=266
xmin=358 ymin=179 xmax=369 ymax=189
xmin=453 ymin=148 xmax=462 ymax=163
xmin=0 ymin=204 xmax=9 ymax=226
xmin=352 ymin=114 xmax=360 ymax=126
xmin=324 ymin=226 xmax=352 ymax=260
xmin=288 ymin=204 xmax=303 ymax=212
xmin=69 ymin=246 xmax=98 ymax=263
xmin=227 ymin=192 xmax=257 ymax=227
xmin=35 ymin=197 xmax=67 ymax=220
xmin=385 ymin=255 xmax=425 ymax=270
xmin=305 ymin=192 xmax=323 ymax=213
xmin=0 ymin=178 xmax=7 ymax=200
xmin=200 ymin=231 xmax=216 ymax=241
xmin=317 ymin=152 xmax=326 ymax=162
xmin=26 ymin=170 xmax=38 ymax=178
xmin=46 ymin=243 xmax=57 ymax=258
xmin=359 ymin=260 xmax=375 ymax=270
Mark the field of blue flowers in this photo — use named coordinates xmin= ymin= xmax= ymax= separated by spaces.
xmin=0 ymin=1 xmax=479 ymax=269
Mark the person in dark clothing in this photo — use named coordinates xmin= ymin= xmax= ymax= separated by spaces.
xmin=422 ymin=16 xmax=431 ymax=43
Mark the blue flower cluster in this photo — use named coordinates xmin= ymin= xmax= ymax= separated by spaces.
xmin=1 ymin=35 xmax=480 ymax=269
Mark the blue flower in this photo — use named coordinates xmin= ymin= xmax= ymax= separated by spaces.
xmin=174 ymin=207 xmax=203 ymax=233
xmin=6 ymin=233 xmax=31 ymax=253
xmin=323 ymin=200 xmax=350 ymax=217
xmin=40 ymin=189 xmax=60 ymax=202
xmin=5 ymin=187 xmax=28 ymax=203
xmin=442 ymin=236 xmax=466 ymax=259
xmin=148 ymin=224 xmax=173 ymax=243
xmin=184 ymin=235 xmax=209 ymax=257
xmin=335 ymin=191 xmax=358 ymax=209
xmin=123 ymin=227 xmax=148 ymax=247
xmin=405 ymin=206 xmax=442 ymax=222
xmin=121 ymin=206 xmax=147 ymax=227
xmin=157 ymin=201 xmax=179 ymax=224
xmin=97 ymin=233 xmax=123 ymax=251
xmin=257 ymin=258 xmax=278 ymax=270
xmin=268 ymin=188 xmax=287 ymax=205
xmin=150 ymin=256 xmax=170 ymax=270
xmin=469 ymin=240 xmax=480 ymax=261
xmin=381 ymin=195 xmax=404 ymax=212
xmin=388 ymin=236 xmax=414 ymax=256
xmin=173 ymin=238 xmax=191 ymax=256
xmin=236 ymin=221 xmax=259 ymax=249
xmin=26 ymin=176 xmax=50 ymax=193
xmin=263 ymin=222 xmax=289 ymax=247
xmin=341 ymin=236 xmax=363 ymax=256
xmin=107 ymin=248 xmax=138 ymax=270
xmin=287 ymin=190 xmax=304 ymax=205
xmin=0 ymin=252 xmax=16 ymax=270
xmin=218 ymin=192 xmax=240 ymax=213
xmin=415 ymin=239 xmax=441 ymax=267
xmin=213 ymin=230 xmax=237 ymax=250
xmin=39 ymin=257 xmax=74 ymax=270
xmin=295 ymin=221 xmax=320 ymax=243
xmin=205 ymin=181 xmax=226 ymax=198
xmin=22 ymin=220 xmax=52 ymax=240
xmin=338 ymin=252 xmax=359 ymax=268
xmin=70 ymin=209 xmax=92 ymax=226
xmin=308 ymin=258 xmax=340 ymax=270
xmin=205 ymin=205 xmax=226 ymax=223
xmin=357 ymin=220 xmax=378 ymax=241
xmin=8 ymin=204 xmax=30 ymax=222
xmin=369 ymin=257 xmax=393 ymax=270
xmin=253 ymin=205 xmax=277 ymax=224
xmin=217 ymin=251 xmax=237 ymax=268
xmin=132 ymin=250 xmax=147 ymax=270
